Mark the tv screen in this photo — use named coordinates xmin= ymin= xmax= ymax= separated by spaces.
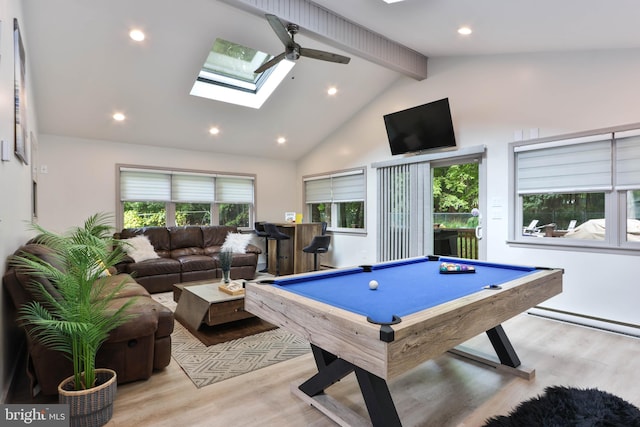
xmin=383 ymin=98 xmax=456 ymax=155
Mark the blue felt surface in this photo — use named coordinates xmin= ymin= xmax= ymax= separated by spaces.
xmin=271 ymin=257 xmax=537 ymax=324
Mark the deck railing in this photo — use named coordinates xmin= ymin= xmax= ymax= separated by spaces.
xmin=455 ymin=228 xmax=478 ymax=259
xmin=434 ymin=227 xmax=478 ymax=260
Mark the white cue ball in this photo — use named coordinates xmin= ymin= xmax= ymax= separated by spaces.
xmin=369 ymin=280 xmax=379 ymax=290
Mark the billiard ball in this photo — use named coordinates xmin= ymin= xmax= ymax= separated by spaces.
xmin=369 ymin=280 xmax=379 ymax=290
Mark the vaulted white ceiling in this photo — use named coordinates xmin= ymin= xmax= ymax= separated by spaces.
xmin=22 ymin=0 xmax=640 ymax=161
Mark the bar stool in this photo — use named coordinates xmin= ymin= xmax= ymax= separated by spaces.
xmin=254 ymin=222 xmax=269 ymax=273
xmin=302 ymin=235 xmax=331 ymax=271
xmin=263 ymin=223 xmax=290 ymax=276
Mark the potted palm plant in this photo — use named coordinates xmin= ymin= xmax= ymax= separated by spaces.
xmin=11 ymin=213 xmax=136 ymax=427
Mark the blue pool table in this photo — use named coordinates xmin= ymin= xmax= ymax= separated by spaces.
xmin=245 ymin=256 xmax=563 ymax=426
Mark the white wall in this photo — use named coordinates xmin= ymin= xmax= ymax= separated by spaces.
xmin=36 ymin=135 xmax=298 ymax=257
xmin=298 ymin=49 xmax=640 ymax=328
xmin=0 ymin=0 xmax=40 ymax=400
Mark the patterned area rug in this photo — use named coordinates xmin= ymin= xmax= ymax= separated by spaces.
xmin=153 ymin=292 xmax=310 ymax=389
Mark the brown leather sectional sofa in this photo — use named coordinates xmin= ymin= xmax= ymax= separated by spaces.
xmin=114 ymin=226 xmax=261 ymax=294
xmin=3 ymin=243 xmax=174 ymax=395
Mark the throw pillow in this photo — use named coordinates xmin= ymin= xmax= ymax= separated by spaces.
xmin=221 ymin=232 xmax=252 ymax=254
xmin=123 ymin=235 xmax=160 ymax=263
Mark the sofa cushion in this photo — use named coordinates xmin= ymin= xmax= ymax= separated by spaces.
xmin=169 ymin=226 xmax=203 ymax=250
xmin=203 ymin=246 xmax=223 ymax=256
xmin=228 ymin=252 xmax=259 ymax=267
xmin=95 ymin=274 xmax=150 ymax=299
xmin=106 ymin=297 xmax=160 ymax=342
xmin=12 ymin=244 xmax=63 ymax=302
xmin=123 ymin=257 xmax=181 ymax=277
xmin=176 ymin=255 xmax=217 ymax=272
xmin=202 ymin=226 xmax=237 ymax=247
xmin=122 ymin=235 xmax=160 ymax=263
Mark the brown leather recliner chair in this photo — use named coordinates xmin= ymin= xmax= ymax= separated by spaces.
xmin=3 ymin=243 xmax=174 ymax=395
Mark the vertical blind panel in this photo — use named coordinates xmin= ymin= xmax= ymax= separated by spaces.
xmin=378 ymin=164 xmax=411 ymax=261
xmin=332 ymin=173 xmax=365 ymax=201
xmin=172 ymin=174 xmax=215 ymax=202
xmin=215 ymin=177 xmax=254 ymax=203
xmin=616 ymin=135 xmax=640 ymax=187
xmin=517 ymin=140 xmax=612 ymax=193
xmin=120 ymin=171 xmax=171 ymax=201
xmin=305 ymin=179 xmax=332 ymax=203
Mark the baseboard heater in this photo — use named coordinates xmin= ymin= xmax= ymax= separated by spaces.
xmin=528 ymin=307 xmax=640 ymax=338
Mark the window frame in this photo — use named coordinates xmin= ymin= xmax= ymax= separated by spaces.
xmin=303 ymin=167 xmax=367 ymax=234
xmin=117 ymin=164 xmax=256 ymax=230
xmin=508 ymin=123 xmax=640 ymax=253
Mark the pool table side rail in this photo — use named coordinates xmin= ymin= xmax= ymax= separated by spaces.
xmin=386 ymin=268 xmax=563 ymax=379
xmin=245 ymin=268 xmax=563 ymax=380
xmin=244 ymin=282 xmax=388 ymax=376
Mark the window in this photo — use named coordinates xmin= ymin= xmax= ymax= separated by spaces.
xmin=118 ymin=166 xmax=254 ymax=229
xmin=304 ymin=169 xmax=366 ymax=232
xmin=510 ymin=126 xmax=640 ymax=249
xmin=190 ymin=38 xmax=295 ymax=109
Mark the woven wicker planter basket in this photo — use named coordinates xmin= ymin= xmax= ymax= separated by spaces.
xmin=58 ymin=369 xmax=117 ymax=427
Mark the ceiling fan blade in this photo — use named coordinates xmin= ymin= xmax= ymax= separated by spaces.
xmin=265 ymin=14 xmax=294 ymax=48
xmin=299 ymin=47 xmax=351 ymax=64
xmin=254 ymin=52 xmax=286 ymax=74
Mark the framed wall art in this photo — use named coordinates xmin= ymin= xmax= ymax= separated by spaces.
xmin=14 ymin=18 xmax=28 ymax=164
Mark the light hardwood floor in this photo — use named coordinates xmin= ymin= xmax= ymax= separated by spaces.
xmin=105 ymin=313 xmax=639 ymax=427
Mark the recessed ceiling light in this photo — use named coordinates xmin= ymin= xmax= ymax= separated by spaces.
xmin=277 ymin=137 xmax=286 ymax=144
xmin=383 ymin=0 xmax=405 ymax=3
xmin=327 ymin=87 xmax=338 ymax=96
xmin=113 ymin=112 xmax=126 ymax=121
xmin=129 ymin=29 xmax=145 ymax=42
xmin=209 ymin=127 xmax=220 ymax=135
xmin=458 ymin=26 xmax=472 ymax=36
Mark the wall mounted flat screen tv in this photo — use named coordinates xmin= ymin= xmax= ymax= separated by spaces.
xmin=383 ymin=98 xmax=456 ymax=155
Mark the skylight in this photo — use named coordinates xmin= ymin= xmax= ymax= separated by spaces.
xmin=190 ymin=38 xmax=294 ymax=109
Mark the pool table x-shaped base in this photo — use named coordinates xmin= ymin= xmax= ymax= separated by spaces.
xmin=299 ymin=325 xmax=521 ymax=427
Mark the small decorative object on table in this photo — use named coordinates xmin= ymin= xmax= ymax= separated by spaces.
xmin=219 ymin=250 xmax=233 ymax=283
xmin=439 ymin=262 xmax=475 ymax=274
xmin=219 ymin=280 xmax=245 ymax=295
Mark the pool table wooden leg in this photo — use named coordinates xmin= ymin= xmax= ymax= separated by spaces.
xmin=486 ymin=324 xmax=521 ymax=368
xmin=299 ymin=344 xmax=402 ymax=427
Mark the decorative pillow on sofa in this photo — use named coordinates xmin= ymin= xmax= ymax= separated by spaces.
xmin=221 ymin=232 xmax=252 ymax=254
xmin=123 ymin=235 xmax=160 ymax=263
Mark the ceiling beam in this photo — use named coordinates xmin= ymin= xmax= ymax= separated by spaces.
xmin=220 ymin=0 xmax=428 ymax=80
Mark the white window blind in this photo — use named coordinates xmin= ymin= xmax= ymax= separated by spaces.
xmin=516 ymin=138 xmax=612 ymax=194
xmin=304 ymin=170 xmax=364 ymax=203
xmin=172 ymin=174 xmax=215 ymax=202
xmin=615 ymin=132 xmax=640 ymax=189
xmin=120 ymin=171 xmax=171 ymax=201
xmin=215 ymin=177 xmax=254 ymax=203
xmin=305 ymin=179 xmax=332 ymax=203
xmin=332 ymin=172 xmax=365 ymax=201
